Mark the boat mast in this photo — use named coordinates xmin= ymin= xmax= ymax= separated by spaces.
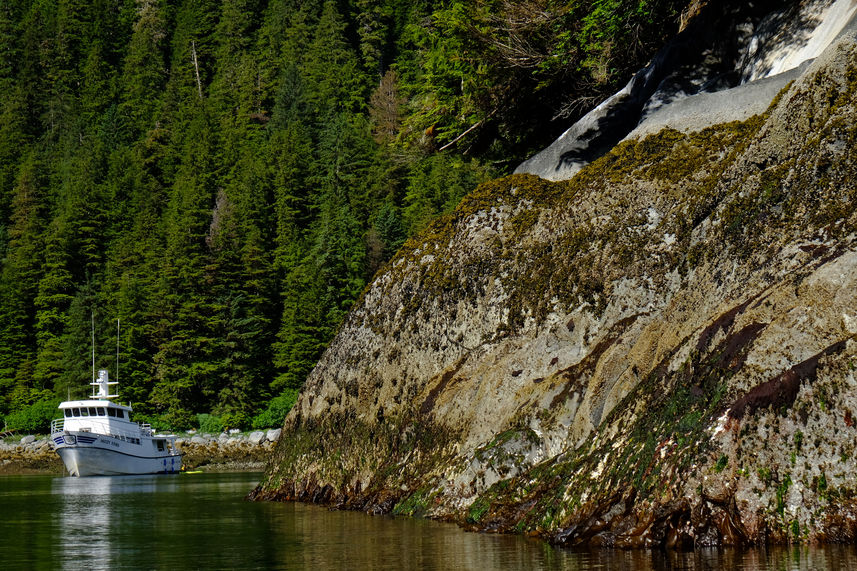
xmin=91 ymin=311 xmax=95 ymax=384
xmin=116 ymin=317 xmax=120 ymax=385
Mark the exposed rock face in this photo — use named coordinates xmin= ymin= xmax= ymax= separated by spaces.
xmin=0 ymin=437 xmax=63 ymax=474
xmin=516 ymin=0 xmax=857 ymax=181
xmin=254 ymin=20 xmax=857 ymax=548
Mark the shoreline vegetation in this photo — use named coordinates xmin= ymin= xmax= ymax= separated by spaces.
xmin=0 ymin=429 xmax=281 ymax=476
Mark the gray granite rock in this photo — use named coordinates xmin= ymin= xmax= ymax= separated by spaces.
xmin=516 ymin=0 xmax=857 ymax=181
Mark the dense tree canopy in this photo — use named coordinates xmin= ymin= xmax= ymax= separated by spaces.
xmin=0 ymin=0 xmax=685 ymax=431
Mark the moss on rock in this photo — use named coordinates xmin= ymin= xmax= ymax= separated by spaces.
xmin=254 ymin=38 xmax=857 ymax=549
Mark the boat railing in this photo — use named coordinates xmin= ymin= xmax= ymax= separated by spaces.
xmin=49 ymin=417 xmax=160 ymax=445
xmin=106 ymin=426 xmax=146 ymax=444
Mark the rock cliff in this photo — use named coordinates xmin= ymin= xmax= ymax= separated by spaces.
xmin=253 ymin=8 xmax=857 ymax=547
xmin=516 ymin=0 xmax=857 ymax=180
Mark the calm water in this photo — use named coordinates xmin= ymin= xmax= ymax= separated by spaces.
xmin=1 ymin=472 xmax=856 ymax=570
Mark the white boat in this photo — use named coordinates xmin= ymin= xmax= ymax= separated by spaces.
xmin=50 ymin=369 xmax=182 ymax=477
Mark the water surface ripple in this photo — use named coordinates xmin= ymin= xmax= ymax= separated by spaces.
xmin=1 ymin=473 xmax=855 ymax=570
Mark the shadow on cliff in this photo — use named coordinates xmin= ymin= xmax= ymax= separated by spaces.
xmin=551 ymin=0 xmax=812 ymax=177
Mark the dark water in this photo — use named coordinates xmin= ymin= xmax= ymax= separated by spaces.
xmin=1 ymin=472 xmax=856 ymax=570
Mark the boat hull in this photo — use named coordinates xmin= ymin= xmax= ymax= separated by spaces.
xmin=52 ymin=432 xmax=181 ymax=477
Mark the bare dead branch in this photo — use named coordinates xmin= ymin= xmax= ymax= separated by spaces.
xmin=191 ymin=40 xmax=203 ymax=99
xmin=438 ymin=119 xmax=485 ymax=151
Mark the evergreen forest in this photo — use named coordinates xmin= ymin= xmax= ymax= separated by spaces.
xmin=0 ymin=0 xmax=684 ymax=432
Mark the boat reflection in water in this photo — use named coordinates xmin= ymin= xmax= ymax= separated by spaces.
xmin=52 ymin=474 xmax=175 ymax=570
xmin=54 ymin=477 xmax=114 ymax=567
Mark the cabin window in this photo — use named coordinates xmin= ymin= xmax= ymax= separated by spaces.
xmin=155 ymin=440 xmax=165 ymax=452
xmin=72 ymin=408 xmax=80 ymax=416
xmin=107 ymin=408 xmax=116 ymax=417
xmin=116 ymin=410 xmax=125 ymax=419
xmin=96 ymin=407 xmax=105 ymax=416
xmin=64 ymin=409 xmax=72 ymax=418
xmin=88 ymin=407 xmax=97 ymax=416
xmin=80 ymin=408 xmax=89 ymax=417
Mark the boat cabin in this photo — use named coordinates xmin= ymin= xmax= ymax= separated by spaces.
xmin=61 ymin=402 xmax=129 ymax=421
xmin=57 ymin=400 xmax=146 ymax=443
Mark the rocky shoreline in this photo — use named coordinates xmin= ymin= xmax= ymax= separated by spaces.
xmin=177 ymin=429 xmax=282 ymax=472
xmin=0 ymin=428 xmax=281 ymax=475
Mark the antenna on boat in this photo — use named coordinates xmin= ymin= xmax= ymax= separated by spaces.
xmin=91 ymin=311 xmax=96 ymax=384
xmin=116 ymin=317 xmax=120 ymax=385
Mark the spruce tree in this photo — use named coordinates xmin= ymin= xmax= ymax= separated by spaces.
xmin=33 ymin=227 xmax=74 ymax=394
xmin=121 ymin=0 xmax=169 ymax=135
xmin=0 ymin=153 xmax=44 ymax=413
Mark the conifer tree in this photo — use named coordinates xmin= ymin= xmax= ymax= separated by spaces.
xmin=121 ymin=0 xmax=169 ymax=135
xmin=57 ymin=285 xmax=96 ymax=399
xmin=0 ymin=1 xmax=27 ymax=221
xmin=33 ymin=227 xmax=75 ymax=394
xmin=353 ymin=0 xmax=389 ymax=77
xmin=302 ymin=1 xmax=367 ymax=120
xmin=0 ymin=153 xmax=44 ymax=412
xmin=149 ymin=108 xmax=220 ymax=426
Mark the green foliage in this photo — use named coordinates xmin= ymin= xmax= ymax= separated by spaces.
xmin=403 ymin=153 xmax=493 ymax=233
xmin=3 ymin=398 xmax=61 ymax=434
xmin=393 ymin=486 xmax=434 ymax=518
xmin=396 ymin=0 xmax=684 ymax=161
xmin=161 ymin=409 xmax=197 ymax=431
xmin=220 ymin=411 xmax=249 ymax=432
xmin=251 ymin=389 xmax=299 ymax=429
xmin=577 ymin=0 xmax=672 ymax=79
xmin=197 ymin=413 xmax=224 ymax=434
xmin=466 ymin=495 xmax=491 ymax=524
xmin=790 ymin=518 xmax=800 ymax=538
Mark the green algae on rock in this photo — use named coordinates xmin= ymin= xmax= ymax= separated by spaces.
xmin=251 ymin=35 xmax=857 ymax=548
